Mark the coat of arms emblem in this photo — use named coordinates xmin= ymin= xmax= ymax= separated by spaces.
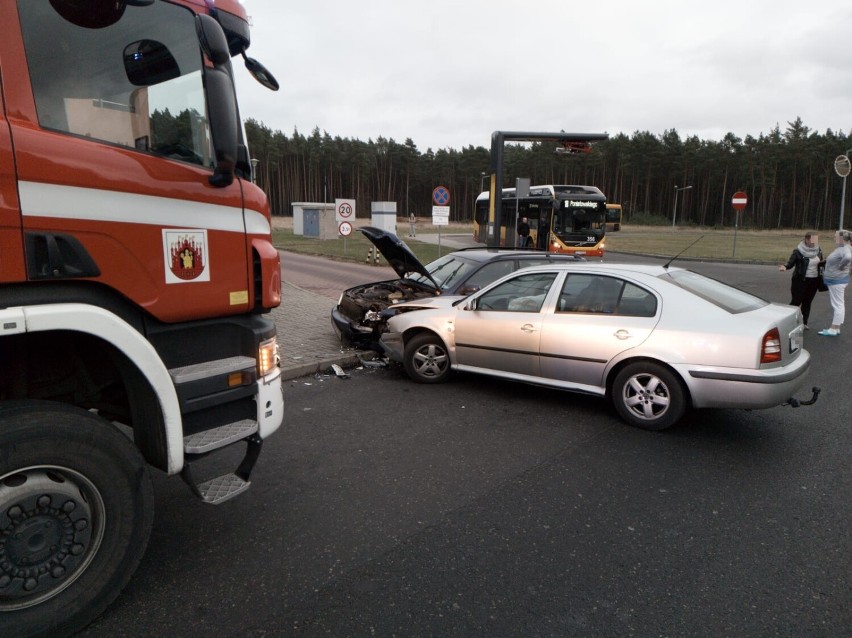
xmin=162 ymin=230 xmax=210 ymax=283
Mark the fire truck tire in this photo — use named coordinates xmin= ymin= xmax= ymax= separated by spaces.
xmin=0 ymin=401 xmax=154 ymax=638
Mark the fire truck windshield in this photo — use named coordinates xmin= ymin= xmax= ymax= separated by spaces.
xmin=18 ymin=0 xmax=213 ymax=167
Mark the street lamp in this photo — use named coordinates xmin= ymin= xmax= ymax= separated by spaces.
xmin=250 ymin=158 xmax=259 ymax=184
xmin=672 ymin=185 xmax=692 ymax=228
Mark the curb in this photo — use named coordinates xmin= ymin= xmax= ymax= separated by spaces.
xmin=280 ymin=350 xmax=370 ymax=382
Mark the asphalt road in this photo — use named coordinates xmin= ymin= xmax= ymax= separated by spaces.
xmin=282 ymin=250 xmax=396 ymax=300
xmin=79 ymin=256 xmax=851 ymax=638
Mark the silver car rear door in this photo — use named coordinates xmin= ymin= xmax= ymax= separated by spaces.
xmin=539 ymin=274 xmax=659 ymax=388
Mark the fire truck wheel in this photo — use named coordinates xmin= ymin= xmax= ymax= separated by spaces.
xmin=0 ymin=401 xmax=154 ymax=638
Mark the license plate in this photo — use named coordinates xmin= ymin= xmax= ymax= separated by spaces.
xmin=789 ymin=329 xmax=803 ymax=353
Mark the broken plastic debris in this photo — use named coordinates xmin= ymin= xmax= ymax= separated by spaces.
xmin=330 ymin=363 xmax=350 ymax=379
xmin=359 ymin=355 xmax=388 ymax=368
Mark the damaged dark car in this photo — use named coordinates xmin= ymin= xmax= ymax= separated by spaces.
xmin=331 ymin=226 xmax=584 ymax=349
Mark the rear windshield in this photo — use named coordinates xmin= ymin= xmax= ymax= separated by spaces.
xmin=661 ymin=270 xmax=768 ymax=314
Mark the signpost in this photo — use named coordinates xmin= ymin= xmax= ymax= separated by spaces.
xmin=672 ymin=185 xmax=693 ymax=229
xmin=835 ymin=154 xmax=851 ymax=230
xmin=731 ymin=191 xmax=747 ymax=258
xmin=335 ymin=199 xmax=355 ymax=254
xmin=432 ymin=186 xmax=450 ymax=255
xmin=513 ymin=178 xmax=530 ymax=247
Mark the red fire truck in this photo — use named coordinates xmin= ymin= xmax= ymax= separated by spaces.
xmin=0 ymin=1 xmax=282 ymax=635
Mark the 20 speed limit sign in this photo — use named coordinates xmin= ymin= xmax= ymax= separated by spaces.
xmin=335 ymin=198 xmax=356 ymax=222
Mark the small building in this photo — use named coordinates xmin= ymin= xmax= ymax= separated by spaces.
xmin=291 ymin=202 xmax=337 ymax=239
xmin=371 ymin=201 xmax=397 ymax=233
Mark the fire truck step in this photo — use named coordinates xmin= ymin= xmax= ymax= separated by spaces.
xmin=169 ymin=355 xmax=256 ymax=384
xmin=183 ymin=419 xmax=258 ymax=454
xmin=195 ymin=473 xmax=251 ymax=504
xmin=181 ymin=434 xmax=262 ymax=504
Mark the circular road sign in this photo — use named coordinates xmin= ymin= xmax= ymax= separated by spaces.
xmin=338 ymin=221 xmax=352 ymax=237
xmin=432 ymin=186 xmax=450 ymax=206
xmin=731 ymin=191 xmax=748 ymax=211
xmin=835 ymin=154 xmax=851 ymax=178
xmin=338 ymin=201 xmax=353 ymax=218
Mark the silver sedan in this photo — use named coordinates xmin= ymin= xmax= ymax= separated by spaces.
xmin=380 ymin=263 xmax=813 ymax=430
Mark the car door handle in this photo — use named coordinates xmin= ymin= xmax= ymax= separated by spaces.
xmin=521 ymin=324 xmax=538 ymax=334
xmin=613 ymin=329 xmax=632 ymax=340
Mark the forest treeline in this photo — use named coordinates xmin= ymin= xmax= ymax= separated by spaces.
xmin=245 ymin=117 xmax=852 ymax=230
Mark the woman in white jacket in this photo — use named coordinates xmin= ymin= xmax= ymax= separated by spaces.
xmin=818 ymin=229 xmax=852 ymax=336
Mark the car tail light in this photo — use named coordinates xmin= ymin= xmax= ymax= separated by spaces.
xmin=761 ymin=328 xmax=782 ymax=364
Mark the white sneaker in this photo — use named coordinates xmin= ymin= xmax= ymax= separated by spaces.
xmin=818 ymin=328 xmax=839 ymax=336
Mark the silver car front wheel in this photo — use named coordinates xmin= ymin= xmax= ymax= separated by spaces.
xmin=403 ymin=333 xmax=451 ymax=384
xmin=612 ymin=362 xmax=685 ymax=430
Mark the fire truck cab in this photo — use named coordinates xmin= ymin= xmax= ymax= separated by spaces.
xmin=0 ymin=1 xmax=282 ymax=635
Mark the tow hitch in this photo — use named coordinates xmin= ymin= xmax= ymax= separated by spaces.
xmin=785 ymin=386 xmax=821 ymax=407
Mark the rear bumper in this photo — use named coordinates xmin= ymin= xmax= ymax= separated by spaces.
xmin=678 ymin=351 xmax=811 ymax=409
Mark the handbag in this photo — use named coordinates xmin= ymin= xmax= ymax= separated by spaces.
xmin=817 ymin=265 xmax=828 ymax=292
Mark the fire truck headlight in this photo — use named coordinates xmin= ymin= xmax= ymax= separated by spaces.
xmin=258 ymin=337 xmax=280 ymax=377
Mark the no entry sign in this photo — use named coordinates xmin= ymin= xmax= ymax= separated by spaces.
xmin=731 ymin=191 xmax=748 ymax=210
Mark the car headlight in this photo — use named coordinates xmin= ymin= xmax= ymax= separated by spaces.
xmin=258 ymin=337 xmax=280 ymax=377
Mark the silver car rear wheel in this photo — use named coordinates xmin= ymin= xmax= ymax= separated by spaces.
xmin=613 ymin=362 xmax=685 ymax=430
xmin=403 ymin=333 xmax=451 ymax=384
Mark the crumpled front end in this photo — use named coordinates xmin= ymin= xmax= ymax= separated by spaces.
xmin=332 ymin=280 xmax=436 ymax=347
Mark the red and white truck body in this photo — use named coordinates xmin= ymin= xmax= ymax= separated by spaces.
xmin=0 ymin=1 xmax=283 ymax=635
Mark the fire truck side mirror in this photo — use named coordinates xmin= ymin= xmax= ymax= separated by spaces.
xmin=196 ymin=14 xmax=238 ymax=188
xmin=242 ymin=53 xmax=280 ymax=92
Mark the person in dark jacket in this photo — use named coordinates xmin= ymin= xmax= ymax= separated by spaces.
xmin=517 ymin=217 xmax=531 ymax=247
xmin=778 ymin=232 xmax=823 ymax=328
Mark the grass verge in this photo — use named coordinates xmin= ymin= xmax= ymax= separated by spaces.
xmin=273 ymin=223 xmax=814 ymax=265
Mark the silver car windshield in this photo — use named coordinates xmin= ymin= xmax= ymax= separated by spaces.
xmin=662 ymin=270 xmax=767 ymax=314
xmin=408 ymin=255 xmax=476 ymax=291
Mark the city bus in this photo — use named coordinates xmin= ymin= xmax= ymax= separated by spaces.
xmin=473 ymin=184 xmax=607 ymax=257
xmin=606 ymin=203 xmax=623 ymax=231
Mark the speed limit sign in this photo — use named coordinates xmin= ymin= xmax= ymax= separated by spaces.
xmin=335 ymin=198 xmax=356 ymax=222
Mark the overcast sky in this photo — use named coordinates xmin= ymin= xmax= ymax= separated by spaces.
xmin=231 ymin=0 xmax=851 ymax=152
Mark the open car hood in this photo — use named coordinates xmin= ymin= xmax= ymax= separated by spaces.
xmin=359 ymin=226 xmax=441 ymax=290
